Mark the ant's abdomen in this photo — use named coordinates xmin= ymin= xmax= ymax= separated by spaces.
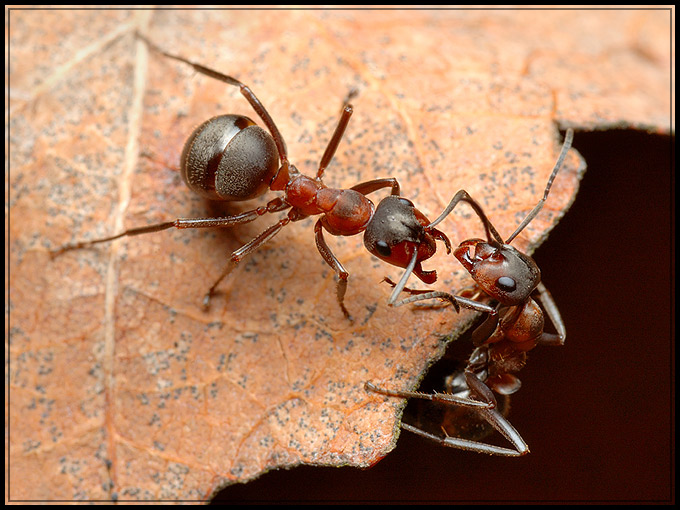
xmin=180 ymin=114 xmax=279 ymax=201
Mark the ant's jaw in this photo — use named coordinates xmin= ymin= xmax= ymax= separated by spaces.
xmin=453 ymin=238 xmax=486 ymax=272
xmin=413 ymin=263 xmax=437 ymax=285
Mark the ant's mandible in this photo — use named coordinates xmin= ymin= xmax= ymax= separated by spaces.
xmin=367 ymin=129 xmax=573 ymax=455
xmin=51 ymin=34 xmax=406 ymax=321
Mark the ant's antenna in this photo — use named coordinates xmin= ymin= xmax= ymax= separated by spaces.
xmin=505 ymin=129 xmax=574 ymax=244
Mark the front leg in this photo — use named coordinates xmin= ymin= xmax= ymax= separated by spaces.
xmin=382 ymin=275 xmax=497 ymax=316
xmin=314 ymin=219 xmax=352 ymax=321
xmin=382 ymin=277 xmax=451 ymax=310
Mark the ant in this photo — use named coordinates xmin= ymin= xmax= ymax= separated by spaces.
xmin=51 ymin=34 xmax=419 ymax=321
xmin=366 ymin=129 xmax=573 ymax=455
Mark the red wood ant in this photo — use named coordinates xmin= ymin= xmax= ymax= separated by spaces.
xmin=51 ymin=34 xmax=411 ymax=321
xmin=366 ymin=129 xmax=573 ymax=455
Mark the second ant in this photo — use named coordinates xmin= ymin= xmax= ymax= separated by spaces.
xmin=367 ymin=129 xmax=573 ymax=455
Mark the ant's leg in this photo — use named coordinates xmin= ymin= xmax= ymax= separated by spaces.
xmin=394 ymin=291 xmax=485 ymax=311
xmin=51 ymin=220 xmax=176 ymax=258
xmin=313 ymin=220 xmax=352 ymax=321
xmin=472 ymin=406 xmax=530 ymax=456
xmin=351 ymin=178 xmax=401 ymax=197
xmin=381 ymin=276 xmax=449 ymax=310
xmin=394 ymin=372 xmax=528 ymax=456
xmin=137 ymin=33 xmax=288 ymax=164
xmin=465 ymin=371 xmax=530 ymax=454
xmin=391 ymin=288 xmax=497 ymax=315
xmin=533 ymin=282 xmax=566 ymax=346
xmin=203 ymin=215 xmax=292 ymax=308
xmin=383 ymin=270 xmax=497 ymax=316
xmin=471 ymin=311 xmax=502 ymax=346
xmin=364 ymin=382 xmax=493 ymax=409
xmin=367 ymin=374 xmax=528 ymax=455
xmin=316 ymin=109 xmax=402 ymax=189
xmin=463 ymin=371 xmax=498 ymax=408
xmin=316 ymin=105 xmax=353 ymax=180
xmin=383 ymin=250 xmax=441 ymax=308
xmin=401 ymin=408 xmax=529 ymax=457
xmin=51 ymin=198 xmax=291 ymax=258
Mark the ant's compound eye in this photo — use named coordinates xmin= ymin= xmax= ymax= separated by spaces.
xmin=375 ymin=240 xmax=392 ymax=257
xmin=496 ymin=276 xmax=517 ymax=292
xmin=397 ymin=197 xmax=414 ymax=207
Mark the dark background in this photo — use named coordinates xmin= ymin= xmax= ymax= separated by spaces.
xmin=213 ymin=129 xmax=674 ymax=503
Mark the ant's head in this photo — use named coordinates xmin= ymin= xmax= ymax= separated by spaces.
xmin=449 ymin=129 xmax=574 ymax=306
xmin=364 ymin=195 xmax=451 ymax=284
xmin=454 ymin=239 xmax=540 ymax=306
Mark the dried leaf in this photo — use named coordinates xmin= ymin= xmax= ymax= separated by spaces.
xmin=7 ymin=8 xmax=668 ymax=502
